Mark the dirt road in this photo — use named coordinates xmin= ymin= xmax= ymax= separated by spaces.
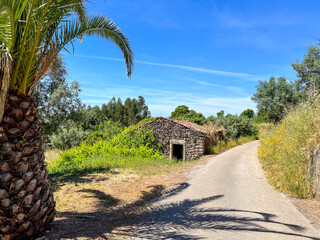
xmin=126 ymin=141 xmax=320 ymax=239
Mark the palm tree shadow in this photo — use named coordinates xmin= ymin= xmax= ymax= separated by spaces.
xmin=45 ymin=182 xmax=320 ymax=240
xmin=121 ymin=189 xmax=320 ymax=239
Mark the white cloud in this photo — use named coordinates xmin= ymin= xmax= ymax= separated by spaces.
xmin=75 ymin=54 xmax=262 ymax=81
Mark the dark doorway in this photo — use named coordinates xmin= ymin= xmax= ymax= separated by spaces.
xmin=172 ymin=144 xmax=183 ymax=160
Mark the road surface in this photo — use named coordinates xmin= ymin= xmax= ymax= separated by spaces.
xmin=127 ymin=141 xmax=320 ymax=240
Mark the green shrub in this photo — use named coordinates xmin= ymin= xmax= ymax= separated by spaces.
xmin=215 ymin=114 xmax=258 ymax=139
xmin=136 ymin=117 xmax=158 ymax=127
xmin=49 ymin=121 xmax=88 ymax=150
xmin=259 ymin=96 xmax=320 ymax=198
xmin=85 ymin=120 xmax=124 ymax=145
xmin=48 ymin=127 xmax=165 ymax=175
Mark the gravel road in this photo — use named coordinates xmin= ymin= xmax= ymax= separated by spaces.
xmin=127 ymin=141 xmax=320 ymax=240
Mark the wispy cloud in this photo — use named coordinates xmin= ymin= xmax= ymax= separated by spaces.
xmin=75 ymin=54 xmax=262 ymax=81
xmin=175 ymin=77 xmax=247 ymax=96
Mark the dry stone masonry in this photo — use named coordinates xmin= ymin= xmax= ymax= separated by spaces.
xmin=143 ymin=118 xmax=207 ymax=160
xmin=310 ymin=147 xmax=320 ymax=198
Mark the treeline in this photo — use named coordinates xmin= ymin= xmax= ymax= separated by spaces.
xmin=101 ymin=96 xmax=150 ymax=126
xmin=35 ymin=56 xmax=151 ymax=149
xmin=80 ymin=96 xmax=150 ymax=130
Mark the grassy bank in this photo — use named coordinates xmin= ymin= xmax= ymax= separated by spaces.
xmin=258 ymin=97 xmax=320 ymax=198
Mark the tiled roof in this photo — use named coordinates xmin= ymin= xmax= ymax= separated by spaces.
xmin=172 ymin=119 xmax=207 ymax=134
xmin=140 ymin=117 xmax=208 ymax=134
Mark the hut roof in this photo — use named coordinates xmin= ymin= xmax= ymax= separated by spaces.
xmin=173 ymin=119 xmax=207 ymax=134
xmin=141 ymin=117 xmax=207 ymax=134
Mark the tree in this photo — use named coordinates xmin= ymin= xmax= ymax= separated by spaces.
xmin=292 ymin=44 xmax=320 ymax=97
xmin=254 ymin=108 xmax=271 ymax=123
xmin=170 ymin=105 xmax=206 ymax=125
xmin=40 ymin=81 xmax=83 ymax=136
xmin=0 ymin=1 xmax=134 ymax=238
xmin=102 ymin=96 xmax=150 ymax=126
xmin=81 ymin=105 xmax=106 ymax=130
xmin=34 ymin=57 xmax=84 ymax=137
xmin=114 ymin=98 xmax=124 ymax=124
xmin=102 ymin=97 xmax=117 ymax=121
xmin=137 ymin=96 xmax=151 ymax=121
xmin=240 ymin=109 xmax=255 ymax=119
xmin=34 ymin=55 xmax=68 ymax=101
xmin=251 ymin=76 xmax=297 ymax=122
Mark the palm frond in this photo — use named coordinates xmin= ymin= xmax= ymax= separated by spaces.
xmin=0 ymin=0 xmax=134 ymax=122
xmin=54 ymin=15 xmax=134 ymax=77
xmin=0 ymin=45 xmax=12 ymax=122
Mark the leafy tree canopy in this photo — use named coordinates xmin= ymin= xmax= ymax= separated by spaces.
xmin=292 ymin=43 xmax=320 ymax=97
xmin=254 ymin=108 xmax=271 ymax=123
xmin=170 ymin=105 xmax=206 ymax=125
xmin=240 ymin=109 xmax=255 ymax=119
xmin=81 ymin=106 xmax=107 ymax=130
xmin=251 ymin=76 xmax=298 ymax=122
xmin=34 ymin=56 xmax=83 ymax=137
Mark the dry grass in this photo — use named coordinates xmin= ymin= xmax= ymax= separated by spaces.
xmin=43 ymin=156 xmax=209 ymax=240
xmin=258 ymin=96 xmax=320 ymax=198
xmin=211 ymin=136 xmax=257 ymax=154
xmin=54 ymin=170 xmax=181 ymax=213
xmin=258 ymin=123 xmax=275 ymax=139
xmin=204 ymin=122 xmax=227 ymax=144
xmin=44 ymin=149 xmax=204 ymax=213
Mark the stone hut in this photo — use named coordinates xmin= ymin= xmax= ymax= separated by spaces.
xmin=310 ymin=146 xmax=320 ymax=198
xmin=142 ymin=118 xmax=207 ymax=161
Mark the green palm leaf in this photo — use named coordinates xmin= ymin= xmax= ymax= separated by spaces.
xmin=0 ymin=0 xmax=134 ymax=121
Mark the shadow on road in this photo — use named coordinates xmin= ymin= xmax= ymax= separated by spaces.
xmin=124 ymin=194 xmax=319 ymax=240
xmin=45 ymin=182 xmax=320 ymax=240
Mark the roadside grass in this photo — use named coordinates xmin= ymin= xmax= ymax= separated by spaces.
xmin=258 ymin=123 xmax=275 ymax=139
xmin=47 ymin=153 xmax=181 ymax=178
xmin=258 ymin=96 xmax=320 ymax=198
xmin=210 ymin=136 xmax=258 ymax=154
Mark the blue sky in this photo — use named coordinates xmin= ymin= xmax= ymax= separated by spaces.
xmin=63 ymin=0 xmax=320 ymax=117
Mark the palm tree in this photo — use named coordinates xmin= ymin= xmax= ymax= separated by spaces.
xmin=0 ymin=0 xmax=133 ymax=239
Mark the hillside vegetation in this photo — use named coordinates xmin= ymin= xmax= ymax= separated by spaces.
xmin=47 ymin=124 xmax=172 ymax=176
xmin=259 ymin=96 xmax=320 ymax=198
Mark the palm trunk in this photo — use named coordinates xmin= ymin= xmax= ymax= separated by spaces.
xmin=0 ymin=90 xmax=55 ymax=240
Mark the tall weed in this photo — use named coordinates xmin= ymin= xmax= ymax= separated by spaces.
xmin=259 ymin=96 xmax=320 ymax=198
xmin=210 ymin=136 xmax=257 ymax=154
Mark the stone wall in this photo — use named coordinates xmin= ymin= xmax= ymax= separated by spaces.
xmin=310 ymin=147 xmax=320 ymax=198
xmin=143 ymin=118 xmax=206 ymax=160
